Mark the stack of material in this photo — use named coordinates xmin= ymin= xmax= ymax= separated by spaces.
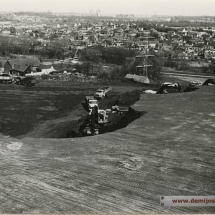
xmin=143 ymin=90 xmax=157 ymax=94
xmin=125 ymin=74 xmax=150 ymax=83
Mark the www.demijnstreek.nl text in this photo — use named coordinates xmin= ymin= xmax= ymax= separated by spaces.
xmin=160 ymin=196 xmax=215 ymax=206
xmin=172 ymin=198 xmax=215 ymax=204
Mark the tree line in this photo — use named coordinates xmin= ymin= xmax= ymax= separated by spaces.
xmin=80 ymin=47 xmax=163 ymax=82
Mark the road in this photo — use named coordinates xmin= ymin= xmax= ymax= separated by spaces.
xmin=0 ymin=86 xmax=215 ymax=213
xmin=163 ymin=72 xmax=215 ymax=78
xmin=163 ymin=72 xmax=215 ymax=83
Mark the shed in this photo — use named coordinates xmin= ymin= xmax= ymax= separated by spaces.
xmin=10 ymin=65 xmax=31 ymax=76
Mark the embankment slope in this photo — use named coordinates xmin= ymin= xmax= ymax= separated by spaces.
xmin=0 ymin=86 xmax=215 ymax=213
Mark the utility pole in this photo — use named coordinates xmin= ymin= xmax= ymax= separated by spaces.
xmin=143 ymin=36 xmax=154 ymax=77
xmin=92 ymin=60 xmax=93 ymax=76
xmin=136 ymin=36 xmax=154 ymax=78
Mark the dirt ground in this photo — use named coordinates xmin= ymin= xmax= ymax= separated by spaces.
xmin=0 ymin=84 xmax=83 ymax=137
xmin=0 ymin=81 xmax=144 ymax=138
xmin=0 ymin=85 xmax=214 ymax=213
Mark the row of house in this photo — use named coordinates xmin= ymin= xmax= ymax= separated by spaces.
xmin=1 ymin=13 xmax=215 ymax=69
xmin=2 ymin=59 xmax=72 ymax=76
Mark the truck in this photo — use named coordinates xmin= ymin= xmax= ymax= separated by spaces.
xmin=85 ymin=96 xmax=99 ymax=110
xmin=94 ymin=87 xmax=112 ymax=99
xmin=112 ymin=105 xmax=130 ymax=114
xmin=0 ymin=74 xmax=13 ymax=84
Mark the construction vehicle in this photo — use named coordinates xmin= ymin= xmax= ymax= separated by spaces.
xmin=94 ymin=87 xmax=112 ymax=99
xmin=112 ymin=105 xmax=130 ymax=114
xmin=83 ymin=125 xmax=99 ymax=135
xmin=14 ymin=76 xmax=36 ymax=87
xmin=98 ymin=109 xmax=108 ymax=123
xmin=189 ymin=81 xmax=202 ymax=87
xmin=118 ymin=106 xmax=131 ymax=114
xmin=0 ymin=74 xmax=12 ymax=84
xmin=157 ymin=82 xmax=183 ymax=94
xmin=85 ymin=96 xmax=99 ymax=110
xmin=81 ymin=106 xmax=109 ymax=135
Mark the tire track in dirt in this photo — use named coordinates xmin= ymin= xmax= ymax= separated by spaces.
xmin=1 ymin=86 xmax=215 ymax=213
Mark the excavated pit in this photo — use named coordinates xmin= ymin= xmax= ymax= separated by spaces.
xmin=0 ymin=87 xmax=144 ymax=139
xmin=41 ymin=90 xmax=145 ymax=138
xmin=0 ymin=82 xmax=204 ymax=139
xmin=66 ymin=108 xmax=145 ymax=138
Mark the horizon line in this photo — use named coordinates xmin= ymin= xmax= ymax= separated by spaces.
xmin=0 ymin=11 xmax=214 ymax=17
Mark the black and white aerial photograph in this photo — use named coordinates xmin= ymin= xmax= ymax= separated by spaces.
xmin=0 ymin=0 xmax=215 ymax=213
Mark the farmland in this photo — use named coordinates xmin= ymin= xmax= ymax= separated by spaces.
xmin=0 ymin=81 xmax=215 ymax=213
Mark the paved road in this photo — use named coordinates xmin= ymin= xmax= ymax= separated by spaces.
xmin=0 ymin=86 xmax=215 ymax=213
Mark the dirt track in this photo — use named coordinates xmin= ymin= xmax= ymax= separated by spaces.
xmin=0 ymin=85 xmax=215 ymax=213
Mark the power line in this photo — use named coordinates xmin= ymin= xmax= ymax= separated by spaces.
xmin=136 ymin=36 xmax=154 ymax=77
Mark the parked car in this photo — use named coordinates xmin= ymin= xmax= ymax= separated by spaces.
xmin=0 ymin=74 xmax=12 ymax=84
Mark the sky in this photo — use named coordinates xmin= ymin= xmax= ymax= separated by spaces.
xmin=0 ymin=0 xmax=215 ymax=16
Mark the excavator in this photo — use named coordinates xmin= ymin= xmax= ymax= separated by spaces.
xmin=79 ymin=105 xmax=109 ymax=136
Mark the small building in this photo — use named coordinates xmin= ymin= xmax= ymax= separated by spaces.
xmin=4 ymin=61 xmax=12 ymax=74
xmin=10 ymin=65 xmax=31 ymax=76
